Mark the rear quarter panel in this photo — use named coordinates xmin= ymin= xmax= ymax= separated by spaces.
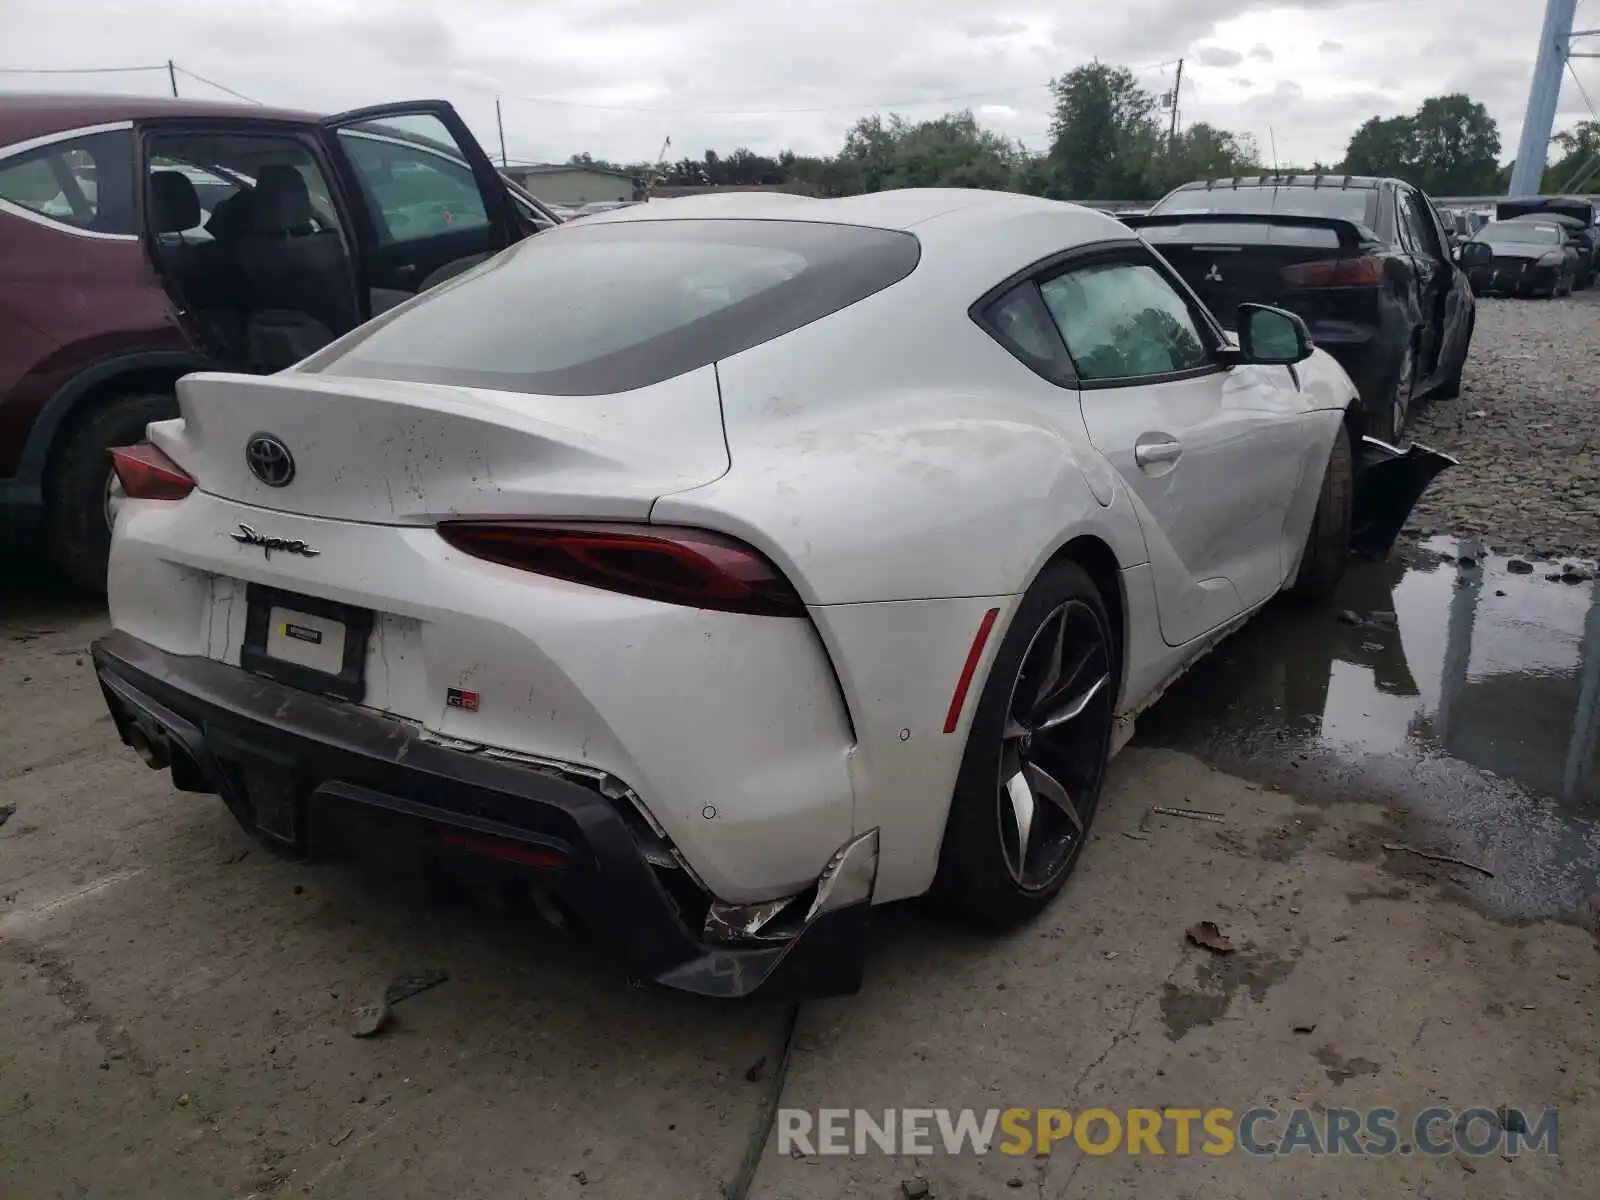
xmin=653 ymin=271 xmax=1148 ymax=606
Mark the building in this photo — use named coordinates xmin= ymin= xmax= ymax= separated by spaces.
xmin=503 ymin=164 xmax=638 ymax=207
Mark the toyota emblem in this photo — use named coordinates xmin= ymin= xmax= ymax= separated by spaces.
xmin=245 ymin=433 xmax=295 ymax=488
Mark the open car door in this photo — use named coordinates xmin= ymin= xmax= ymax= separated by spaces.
xmin=319 ymin=100 xmax=523 ymax=316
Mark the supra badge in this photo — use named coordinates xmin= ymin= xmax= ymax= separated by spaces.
xmin=231 ymin=523 xmax=320 ymax=560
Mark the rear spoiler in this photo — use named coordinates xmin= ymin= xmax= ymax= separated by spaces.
xmin=1119 ymin=212 xmax=1381 ymax=251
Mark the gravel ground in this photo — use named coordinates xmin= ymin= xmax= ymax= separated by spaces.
xmin=1406 ymin=290 xmax=1600 ymax=558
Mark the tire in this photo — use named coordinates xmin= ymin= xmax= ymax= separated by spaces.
xmin=47 ymin=392 xmax=177 ymax=593
xmin=1380 ymin=338 xmax=1416 ymax=443
xmin=1435 ymin=311 xmax=1472 ymax=401
xmin=931 ymin=561 xmax=1116 ymax=927
xmin=1284 ymin=423 xmax=1353 ymax=603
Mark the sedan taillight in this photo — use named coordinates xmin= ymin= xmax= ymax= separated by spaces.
xmin=1280 ymin=256 xmax=1386 ymax=288
xmin=437 ymin=521 xmax=806 ymax=617
xmin=109 ymin=443 xmax=195 ymax=500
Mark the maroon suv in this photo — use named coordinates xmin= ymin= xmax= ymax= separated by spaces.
xmin=0 ymin=93 xmax=558 ymax=589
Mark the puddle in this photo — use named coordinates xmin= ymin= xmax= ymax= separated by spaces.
xmin=1139 ymin=537 xmax=1600 ymax=925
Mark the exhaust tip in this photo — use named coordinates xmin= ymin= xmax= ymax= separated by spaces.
xmin=126 ymin=724 xmax=171 ymax=770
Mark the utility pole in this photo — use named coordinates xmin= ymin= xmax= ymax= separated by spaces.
xmin=1168 ymin=58 xmax=1183 ymax=143
xmin=167 ymin=59 xmax=178 ymax=98
xmin=1509 ymin=0 xmax=1577 ymax=195
xmin=494 ymin=96 xmax=508 ymax=168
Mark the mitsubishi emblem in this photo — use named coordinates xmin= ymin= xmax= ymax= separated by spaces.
xmin=1204 ymin=263 xmax=1223 ymax=282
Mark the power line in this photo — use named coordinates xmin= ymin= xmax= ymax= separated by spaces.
xmin=0 ymin=55 xmax=1176 ymax=121
xmin=0 ymin=64 xmax=166 ymax=75
xmin=174 ymin=66 xmax=262 ymax=105
xmin=1565 ymin=57 xmax=1599 ymax=118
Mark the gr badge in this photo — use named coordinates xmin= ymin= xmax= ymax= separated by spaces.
xmin=447 ymin=688 xmax=480 ymax=712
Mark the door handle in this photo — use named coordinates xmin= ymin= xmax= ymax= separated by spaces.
xmin=1134 ymin=439 xmax=1183 ymax=469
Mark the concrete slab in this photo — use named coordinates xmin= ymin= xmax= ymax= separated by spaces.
xmin=750 ymin=749 xmax=1599 ymax=1199
xmin=0 ymin=602 xmax=785 ymax=1200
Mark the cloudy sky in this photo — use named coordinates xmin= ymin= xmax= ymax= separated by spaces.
xmin=2 ymin=0 xmax=1594 ymax=173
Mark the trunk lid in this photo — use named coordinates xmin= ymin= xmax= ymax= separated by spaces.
xmin=1126 ymin=213 xmax=1382 ymax=330
xmin=159 ymin=366 xmax=729 ymax=523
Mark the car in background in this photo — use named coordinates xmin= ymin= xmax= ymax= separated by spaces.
xmin=0 ymin=93 xmax=560 ymax=591
xmin=1123 ymin=174 xmax=1486 ymax=443
xmin=90 ymin=188 xmax=1452 ymax=998
xmin=1463 ymin=220 xmax=1580 ymax=297
xmin=1496 ymin=196 xmax=1597 ymax=287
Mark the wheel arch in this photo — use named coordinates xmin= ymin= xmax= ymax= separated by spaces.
xmin=26 ymin=352 xmax=200 ymax=503
xmin=1342 ymin=397 xmax=1366 ymax=447
xmin=1040 ymin=534 xmax=1126 ymax=706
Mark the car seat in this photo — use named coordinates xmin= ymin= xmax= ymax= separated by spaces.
xmin=147 ymin=170 xmax=248 ymax=358
xmin=236 ymin=164 xmax=360 ymax=371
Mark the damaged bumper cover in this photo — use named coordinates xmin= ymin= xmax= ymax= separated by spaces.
xmin=1351 ymin=436 xmax=1458 ymax=561
xmin=89 ymin=630 xmax=876 ymax=1001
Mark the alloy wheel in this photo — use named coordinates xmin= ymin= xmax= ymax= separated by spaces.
xmin=103 ymin=467 xmax=126 ymax=533
xmin=1391 ymin=343 xmax=1415 ymax=443
xmin=996 ymin=599 xmax=1114 ymax=891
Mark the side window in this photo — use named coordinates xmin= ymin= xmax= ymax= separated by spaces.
xmin=144 ymin=135 xmax=343 ymax=240
xmin=980 ymin=283 xmax=1065 ymax=375
xmin=0 ymin=128 xmax=134 ymax=234
xmin=336 ymin=114 xmax=490 ymax=245
xmin=1039 ymin=260 xmax=1212 ymax=383
xmin=1397 ymin=189 xmax=1442 ymax=259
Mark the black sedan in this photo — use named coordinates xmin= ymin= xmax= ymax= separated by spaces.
xmin=1125 ymin=174 xmax=1484 ymax=443
xmin=1463 ymin=221 xmax=1579 ymax=298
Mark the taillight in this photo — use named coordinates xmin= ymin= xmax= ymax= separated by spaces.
xmin=436 ymin=521 xmax=806 ymax=617
xmin=1280 ymin=256 xmax=1386 ymax=288
xmin=109 ymin=443 xmax=195 ymax=500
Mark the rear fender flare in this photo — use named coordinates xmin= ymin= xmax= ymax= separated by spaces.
xmin=18 ymin=351 xmax=204 ymax=494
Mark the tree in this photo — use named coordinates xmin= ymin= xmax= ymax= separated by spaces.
xmin=543 ymin=60 xmax=1263 ymax=204
xmin=1342 ymin=114 xmax=1417 ymax=179
xmin=1340 ymin=96 xmax=1502 ymax=194
xmin=1149 ymin=123 xmax=1260 ymax=195
xmin=1408 ymin=94 xmax=1500 ymax=194
xmin=834 ymin=111 xmax=1022 ymax=193
xmin=1549 ymin=119 xmax=1600 ymax=190
xmin=1045 ymin=62 xmax=1159 ymax=199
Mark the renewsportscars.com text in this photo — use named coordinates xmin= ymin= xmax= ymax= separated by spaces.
xmin=776 ymin=1106 xmax=1558 ymax=1158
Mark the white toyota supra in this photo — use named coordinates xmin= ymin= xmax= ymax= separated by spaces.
xmin=92 ymin=188 xmax=1452 ymax=998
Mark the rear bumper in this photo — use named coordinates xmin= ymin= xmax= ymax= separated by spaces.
xmin=90 ymin=629 xmax=876 ymax=1001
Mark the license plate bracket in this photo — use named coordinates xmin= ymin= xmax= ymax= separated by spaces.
xmin=241 ymin=583 xmax=372 ymax=703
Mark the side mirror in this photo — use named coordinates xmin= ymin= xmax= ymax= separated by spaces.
xmin=1458 ymin=241 xmax=1493 ymax=268
xmin=1235 ymin=303 xmax=1312 ymax=365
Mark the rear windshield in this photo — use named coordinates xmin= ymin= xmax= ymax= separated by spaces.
xmin=312 ymin=218 xmax=920 ymax=395
xmin=1478 ymin=222 xmax=1564 ymax=245
xmin=1149 ymin=185 xmax=1376 ymax=228
xmin=1498 ymin=200 xmax=1593 ymax=224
